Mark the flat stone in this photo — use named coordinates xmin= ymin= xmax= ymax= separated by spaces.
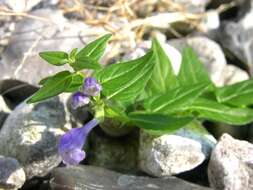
xmin=86 ymin=128 xmax=138 ymax=173
xmin=0 ymin=96 xmax=69 ymax=179
xmin=0 ymin=155 xmax=26 ymax=190
xmin=138 ymin=122 xmax=216 ymax=177
xmin=1 ymin=8 xmax=107 ymax=85
xmin=208 ymin=133 xmax=253 ymax=190
xmin=50 ymin=165 xmax=212 ymax=190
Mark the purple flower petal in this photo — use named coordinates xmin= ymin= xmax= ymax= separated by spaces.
xmin=58 ymin=119 xmax=99 ymax=165
xmin=71 ymin=92 xmax=90 ymax=109
xmin=83 ymin=77 xmax=102 ymax=97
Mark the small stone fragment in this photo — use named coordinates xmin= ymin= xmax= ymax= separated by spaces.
xmin=0 ymin=155 xmax=26 ymax=190
xmin=208 ymin=133 xmax=253 ymax=190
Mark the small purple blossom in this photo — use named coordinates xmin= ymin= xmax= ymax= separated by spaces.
xmin=83 ymin=77 xmax=102 ymax=97
xmin=58 ymin=119 xmax=99 ymax=165
xmin=71 ymin=92 xmax=90 ymax=109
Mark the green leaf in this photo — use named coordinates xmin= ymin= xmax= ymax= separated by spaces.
xmin=71 ymin=56 xmax=101 ymax=71
xmin=27 ymin=71 xmax=72 ymax=103
xmin=96 ymin=51 xmax=155 ymax=102
xmin=77 ymin=34 xmax=112 ymax=61
xmin=38 ymin=76 xmax=51 ymax=85
xmin=178 ymin=47 xmax=211 ymax=86
xmin=69 ymin=48 xmax=78 ymax=59
xmin=145 ymin=82 xmax=210 ymax=114
xmin=188 ymin=98 xmax=253 ymax=125
xmin=64 ymin=72 xmax=85 ymax=92
xmin=146 ymin=38 xmax=178 ymax=96
xmin=39 ymin=51 xmax=69 ymax=66
xmin=128 ymin=112 xmax=193 ymax=133
xmin=216 ymin=78 xmax=253 ymax=106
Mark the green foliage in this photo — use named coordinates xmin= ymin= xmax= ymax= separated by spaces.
xmin=144 ymin=82 xmax=210 ymax=114
xmin=216 ymin=78 xmax=253 ymax=106
xmin=96 ymin=51 xmax=155 ymax=102
xmin=178 ymin=47 xmax=211 ymax=86
xmin=145 ymin=38 xmax=178 ymax=96
xmin=39 ymin=51 xmax=69 ymax=66
xmin=76 ymin=34 xmax=112 ymax=61
xmin=128 ymin=112 xmax=192 ymax=133
xmin=28 ymin=34 xmax=253 ymax=135
xmin=187 ymin=98 xmax=253 ymax=125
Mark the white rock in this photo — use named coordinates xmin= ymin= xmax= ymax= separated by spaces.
xmin=5 ymin=0 xmax=43 ymax=12
xmin=208 ymin=133 xmax=253 ymax=190
xmin=222 ymin=64 xmax=249 ymax=85
xmin=0 ymin=96 xmax=68 ymax=179
xmin=0 ymin=155 xmax=26 ymax=190
xmin=139 ymin=122 xmax=216 ymax=177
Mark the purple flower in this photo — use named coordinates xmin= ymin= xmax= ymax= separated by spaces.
xmin=71 ymin=92 xmax=90 ymax=109
xmin=83 ymin=77 xmax=102 ymax=97
xmin=58 ymin=119 xmax=99 ymax=165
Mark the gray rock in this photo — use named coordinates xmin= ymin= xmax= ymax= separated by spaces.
xmin=217 ymin=1 xmax=253 ymax=74
xmin=170 ymin=36 xmax=227 ymax=86
xmin=50 ymin=165 xmax=212 ymax=190
xmin=0 ymin=96 xmax=68 ymax=179
xmin=208 ymin=133 xmax=253 ymax=190
xmin=4 ymin=0 xmax=43 ymax=12
xmin=139 ymin=122 xmax=216 ymax=177
xmin=0 ymin=155 xmax=26 ymax=190
xmin=0 ymin=95 xmax=10 ymax=128
xmin=87 ymin=128 xmax=138 ymax=173
xmin=1 ymin=8 xmax=107 ymax=85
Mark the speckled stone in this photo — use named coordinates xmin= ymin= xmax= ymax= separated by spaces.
xmin=138 ymin=122 xmax=216 ymax=177
xmin=208 ymin=133 xmax=253 ymax=190
xmin=0 ymin=155 xmax=26 ymax=190
xmin=0 ymin=96 xmax=68 ymax=179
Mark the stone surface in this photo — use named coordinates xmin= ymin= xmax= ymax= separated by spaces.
xmin=1 ymin=8 xmax=107 ymax=85
xmin=216 ymin=0 xmax=253 ymax=74
xmin=86 ymin=128 xmax=138 ymax=173
xmin=208 ymin=133 xmax=253 ymax=190
xmin=0 ymin=95 xmax=10 ymax=128
xmin=170 ymin=36 xmax=227 ymax=86
xmin=222 ymin=64 xmax=249 ymax=85
xmin=3 ymin=0 xmax=43 ymax=12
xmin=50 ymin=165 xmax=212 ymax=190
xmin=139 ymin=122 xmax=216 ymax=177
xmin=0 ymin=96 xmax=68 ymax=179
xmin=0 ymin=155 xmax=26 ymax=190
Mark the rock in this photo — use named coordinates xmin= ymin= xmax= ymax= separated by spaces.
xmin=217 ymin=1 xmax=253 ymax=74
xmin=1 ymin=8 xmax=107 ymax=85
xmin=170 ymin=0 xmax=211 ymax=13
xmin=208 ymin=134 xmax=253 ymax=190
xmin=222 ymin=64 xmax=249 ymax=85
xmin=0 ymin=96 xmax=68 ymax=179
xmin=86 ymin=128 xmax=138 ymax=173
xmin=50 ymin=165 xmax=212 ymax=190
xmin=0 ymin=155 xmax=26 ymax=190
xmin=138 ymin=122 xmax=216 ymax=177
xmin=170 ymin=36 xmax=227 ymax=86
xmin=0 ymin=79 xmax=38 ymax=109
xmin=0 ymin=95 xmax=10 ymax=128
xmin=4 ymin=0 xmax=43 ymax=12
